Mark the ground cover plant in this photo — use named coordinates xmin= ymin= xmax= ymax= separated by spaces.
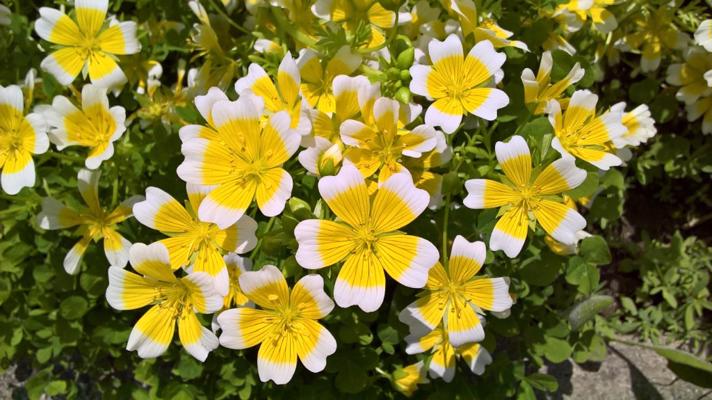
xmin=0 ymin=0 xmax=711 ymax=398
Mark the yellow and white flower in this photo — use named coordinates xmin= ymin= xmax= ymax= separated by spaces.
xmin=341 ymin=96 xmax=438 ymax=182
xmin=132 ymin=184 xmax=258 ymax=296
xmin=695 ymin=20 xmax=712 ymax=52
xmin=297 ymin=47 xmax=362 ymax=113
xmin=666 ymin=47 xmax=712 ymax=105
xmin=235 ymin=52 xmax=312 ymax=136
xmin=521 ymin=51 xmax=584 ymax=115
xmin=392 ymin=361 xmax=428 ymax=397
xmin=625 ymin=6 xmax=688 ymax=72
xmin=218 ymin=265 xmax=336 ymax=384
xmin=298 ymin=75 xmax=371 ymax=175
xmin=222 ymin=253 xmax=252 ymax=308
xmin=409 ymin=34 xmax=508 ymax=133
xmin=36 ymin=168 xmax=142 ymax=273
xmin=177 ymin=94 xmax=300 ymax=228
xmin=0 ymin=85 xmax=49 ymax=195
xmin=402 ymin=130 xmax=452 ymax=208
xmin=34 ymin=0 xmax=140 ymax=87
xmin=444 ymin=0 xmax=528 ymax=51
xmin=106 ymin=242 xmax=223 ymax=361
xmin=546 ymin=90 xmax=627 ymax=170
xmin=610 ymin=102 xmax=657 ymax=148
xmin=294 ymin=165 xmax=439 ymax=312
xmin=400 ymin=236 xmax=512 ymax=347
xmin=405 ymin=324 xmax=492 ymax=382
xmin=45 ymin=83 xmax=126 ymax=169
xmin=685 ymin=96 xmax=712 ymax=134
xmin=554 ymin=0 xmax=617 ymax=34
xmin=463 ymin=135 xmax=587 ymax=258
xmin=312 ymin=0 xmax=405 ymax=49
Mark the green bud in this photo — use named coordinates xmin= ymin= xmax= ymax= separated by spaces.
xmin=396 ymin=47 xmax=414 ymax=69
xmin=394 ymin=86 xmax=412 ymax=104
xmin=288 ymin=197 xmax=312 ymax=220
xmin=387 ymin=67 xmax=401 ymax=79
xmin=399 ymin=69 xmax=410 ymax=81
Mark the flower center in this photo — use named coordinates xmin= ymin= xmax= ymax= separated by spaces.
xmin=354 ymin=223 xmax=379 ymax=253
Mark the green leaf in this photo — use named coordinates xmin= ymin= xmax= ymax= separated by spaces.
xmin=537 ymin=337 xmax=572 ymax=363
xmin=579 ymin=236 xmax=611 ymax=266
xmin=524 ymin=373 xmax=559 ymax=392
xmin=652 ymin=346 xmax=712 ymax=388
xmin=565 ymin=257 xmax=599 ymax=294
xmin=568 ymin=295 xmax=614 ymax=331
xmin=59 ymin=296 xmax=90 ymax=320
xmin=45 ymin=380 xmax=67 ymax=396
xmin=173 ymin=354 xmax=204 ymax=380
xmin=566 ymin=172 xmax=599 ymax=200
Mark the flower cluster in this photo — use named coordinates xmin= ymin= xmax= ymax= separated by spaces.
xmin=5 ymin=0 xmax=679 ymax=393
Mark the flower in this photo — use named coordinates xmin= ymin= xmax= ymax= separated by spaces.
xmin=177 ymin=94 xmax=301 ymax=229
xmin=666 ymin=47 xmax=712 ymax=106
xmin=312 ymin=0 xmax=402 ymax=49
xmin=463 ymin=135 xmax=587 ymax=258
xmin=610 ymin=102 xmax=657 ymax=148
xmin=409 ymin=34 xmax=509 ymax=134
xmin=297 ymin=46 xmax=362 ymax=113
xmin=105 ymin=242 xmax=223 ymax=361
xmin=132 ymin=184 xmax=258 ymax=296
xmin=235 ymin=52 xmax=312 ymax=136
xmin=392 ymin=361 xmax=428 ymax=397
xmin=341 ymin=96 xmax=437 ymax=182
xmin=294 ymin=165 xmax=439 ymax=312
xmin=218 ymin=265 xmax=337 ymax=384
xmin=405 ymin=324 xmax=492 ymax=382
xmin=399 ymin=235 xmax=512 ymax=346
xmin=223 ymin=254 xmax=251 ymax=308
xmin=34 ymin=0 xmax=140 ymax=87
xmin=444 ymin=0 xmax=528 ymax=50
xmin=695 ymin=19 xmax=712 ymax=52
xmin=546 ymin=90 xmax=627 ymax=170
xmin=298 ymin=75 xmax=371 ymax=176
xmin=402 ymin=130 xmax=452 ymax=207
xmin=521 ymin=51 xmax=585 ymax=115
xmin=625 ymin=6 xmax=688 ymax=72
xmin=554 ymin=0 xmax=617 ymax=34
xmin=685 ymin=96 xmax=712 ymax=134
xmin=0 ymin=85 xmax=48 ymax=194
xmin=45 ymin=83 xmax=126 ymax=169
xmin=543 ymin=196 xmax=591 ymax=256
xmin=37 ymin=168 xmax=143 ymax=274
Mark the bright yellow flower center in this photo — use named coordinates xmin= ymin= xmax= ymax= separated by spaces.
xmin=0 ymin=105 xmax=32 ymax=155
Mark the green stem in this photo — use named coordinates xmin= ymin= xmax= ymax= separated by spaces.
xmin=442 ymin=192 xmax=451 ymax=266
xmin=251 ymin=217 xmax=276 ymax=260
xmin=209 ymin=0 xmax=250 ymax=35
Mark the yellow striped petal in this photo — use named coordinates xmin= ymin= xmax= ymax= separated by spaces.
xmin=178 ymin=311 xmax=219 ymax=362
xmin=238 ymin=265 xmax=290 ymax=310
xmin=294 ymin=319 xmax=337 ymax=373
xmin=126 ymin=304 xmax=176 ymax=358
xmin=87 ymin=51 xmax=126 ymax=88
xmin=495 ymin=135 xmax=531 ymax=187
xmin=533 ymin=199 xmax=586 ymax=245
xmin=106 ymin=266 xmax=157 ymax=310
xmin=35 ymin=7 xmax=81 ymax=46
xmin=75 ymin=0 xmax=107 ymax=37
xmin=448 ymin=235 xmax=486 ymax=284
xmin=295 ymin=220 xmax=358 ymax=269
xmin=461 ymin=277 xmax=513 ymax=312
xmin=40 ymin=47 xmax=85 ymax=86
xmin=375 ymin=234 xmax=438 ymax=288
xmin=371 ymin=172 xmax=429 ymax=233
xmin=133 ymin=187 xmax=195 ymax=233
xmin=445 ymin=300 xmax=484 ymax=347
xmin=290 ymin=274 xmax=335 ymax=319
xmin=218 ymin=307 xmax=275 ymax=349
xmin=257 ymin=331 xmax=298 ymax=384
xmin=97 ymin=21 xmax=140 ymax=55
xmin=317 ymin=164 xmax=370 ymax=227
xmin=532 ymin=157 xmax=586 ymax=195
xmin=103 ymin=228 xmax=131 ymax=268
xmin=128 ymin=242 xmax=177 ymax=283
xmin=334 ymin=250 xmax=386 ymax=312
xmin=399 ymin=291 xmax=448 ymax=331
xmin=463 ymin=178 xmax=520 ymax=209
xmin=490 ymin=205 xmax=529 ymax=258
